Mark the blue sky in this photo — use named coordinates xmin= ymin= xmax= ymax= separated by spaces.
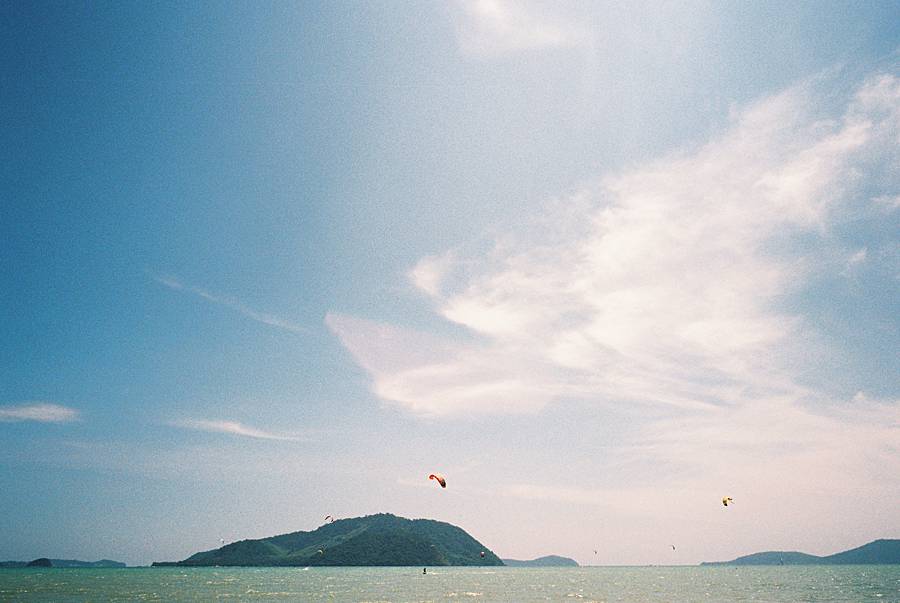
xmin=1 ymin=1 xmax=898 ymax=566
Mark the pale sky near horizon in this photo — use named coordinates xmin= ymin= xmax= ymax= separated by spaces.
xmin=1 ymin=1 xmax=898 ymax=567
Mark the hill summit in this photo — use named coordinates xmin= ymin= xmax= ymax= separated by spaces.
xmin=0 ymin=558 xmax=126 ymax=569
xmin=152 ymin=513 xmax=503 ymax=567
xmin=701 ymin=539 xmax=900 ymax=565
xmin=503 ymin=555 xmax=578 ymax=567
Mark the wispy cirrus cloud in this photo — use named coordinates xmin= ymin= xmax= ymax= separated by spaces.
xmin=0 ymin=402 xmax=79 ymax=423
xmin=153 ymin=274 xmax=306 ymax=334
xmin=173 ymin=419 xmax=300 ymax=442
xmin=328 ymin=73 xmax=900 ymax=419
xmin=452 ymin=0 xmax=585 ymax=57
xmin=873 ymin=194 xmax=900 ymax=212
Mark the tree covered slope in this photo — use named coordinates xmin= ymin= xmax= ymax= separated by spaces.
xmin=152 ymin=513 xmax=503 ymax=567
xmin=701 ymin=539 xmax=900 ymax=565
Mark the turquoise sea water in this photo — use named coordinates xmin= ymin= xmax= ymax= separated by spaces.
xmin=1 ymin=566 xmax=899 ymax=602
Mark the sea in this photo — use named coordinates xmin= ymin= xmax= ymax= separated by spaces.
xmin=1 ymin=565 xmax=899 ymax=602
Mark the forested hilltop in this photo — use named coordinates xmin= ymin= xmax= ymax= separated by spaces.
xmin=0 ymin=559 xmax=125 ymax=568
xmin=503 ymin=555 xmax=578 ymax=567
xmin=701 ymin=539 xmax=900 ymax=565
xmin=153 ymin=513 xmax=503 ymax=567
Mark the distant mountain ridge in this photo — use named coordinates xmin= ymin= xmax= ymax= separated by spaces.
xmin=702 ymin=539 xmax=900 ymax=565
xmin=153 ymin=513 xmax=503 ymax=567
xmin=0 ymin=559 xmax=126 ymax=568
xmin=502 ymin=555 xmax=578 ymax=567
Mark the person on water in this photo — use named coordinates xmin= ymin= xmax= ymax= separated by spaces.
xmin=423 ymin=568 xmax=426 ymax=574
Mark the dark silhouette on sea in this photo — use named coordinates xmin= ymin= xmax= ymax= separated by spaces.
xmin=153 ymin=513 xmax=504 ymax=567
xmin=0 ymin=559 xmax=126 ymax=569
xmin=702 ymin=539 xmax=900 ymax=565
xmin=503 ymin=555 xmax=578 ymax=567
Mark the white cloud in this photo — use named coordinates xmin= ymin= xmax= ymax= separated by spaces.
xmin=637 ymin=393 xmax=900 ymax=482
xmin=873 ymin=194 xmax=900 ymax=211
xmin=174 ymin=419 xmax=300 ymax=441
xmin=842 ymin=247 xmax=868 ymax=277
xmin=408 ymin=252 xmax=456 ymax=298
xmin=330 ymin=74 xmax=899 ymax=419
xmin=154 ymin=274 xmax=306 ymax=334
xmin=453 ymin=0 xmax=584 ymax=57
xmin=0 ymin=402 xmax=79 ymax=423
xmin=327 ymin=311 xmax=558 ymax=416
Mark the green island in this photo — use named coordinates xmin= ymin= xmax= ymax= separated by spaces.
xmin=0 ymin=559 xmax=126 ymax=568
xmin=701 ymin=539 xmax=900 ymax=565
xmin=502 ymin=555 xmax=579 ymax=567
xmin=152 ymin=513 xmax=504 ymax=567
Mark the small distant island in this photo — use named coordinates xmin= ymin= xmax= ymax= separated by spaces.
xmin=0 ymin=559 xmax=126 ymax=569
xmin=701 ymin=539 xmax=900 ymax=565
xmin=153 ymin=513 xmax=503 ymax=567
xmin=502 ymin=555 xmax=579 ymax=567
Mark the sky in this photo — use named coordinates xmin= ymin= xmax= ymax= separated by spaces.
xmin=1 ymin=1 xmax=898 ymax=567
